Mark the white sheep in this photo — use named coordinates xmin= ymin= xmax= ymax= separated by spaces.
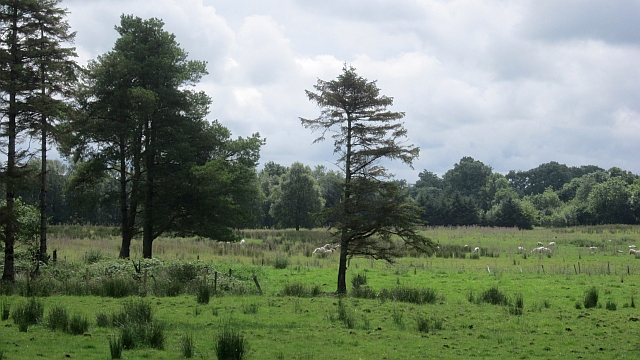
xmin=239 ymin=239 xmax=246 ymax=245
xmin=629 ymin=245 xmax=637 ymax=249
xmin=517 ymin=246 xmax=526 ymax=252
xmin=630 ymin=249 xmax=638 ymax=255
xmin=313 ymin=247 xmax=326 ymax=254
xmin=589 ymin=246 xmax=598 ymax=250
xmin=537 ymin=242 xmax=544 ymax=246
xmin=473 ymin=247 xmax=480 ymax=253
xmin=548 ymin=242 xmax=555 ymax=247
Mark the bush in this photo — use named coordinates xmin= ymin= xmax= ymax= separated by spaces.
xmin=584 ymin=286 xmax=599 ymax=309
xmin=351 ymin=285 xmax=377 ymax=299
xmin=85 ymin=249 xmax=105 ymax=264
xmin=215 ymin=322 xmax=247 ymax=360
xmin=273 ymin=253 xmax=290 ymax=269
xmin=46 ymin=306 xmax=69 ymax=332
xmin=144 ymin=320 xmax=165 ymax=350
xmin=100 ymin=277 xmax=137 ymax=298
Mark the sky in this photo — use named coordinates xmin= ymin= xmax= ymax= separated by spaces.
xmin=60 ymin=0 xmax=640 ymax=182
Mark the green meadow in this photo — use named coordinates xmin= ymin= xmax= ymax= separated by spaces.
xmin=2 ymin=225 xmax=640 ymax=359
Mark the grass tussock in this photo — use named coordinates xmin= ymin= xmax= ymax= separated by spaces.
xmin=509 ymin=293 xmax=524 ymax=315
xmin=416 ymin=314 xmax=444 ymax=333
xmin=273 ymin=253 xmax=290 ymax=269
xmin=584 ymin=286 xmax=599 ymax=309
xmin=378 ymin=286 xmax=439 ymax=305
xmin=0 ymin=298 xmax=10 ymax=321
xmin=108 ymin=335 xmax=123 ymax=359
xmin=215 ymin=320 xmax=248 ymax=360
xmin=197 ymin=283 xmax=210 ymax=304
xmin=337 ymin=298 xmax=356 ymax=329
xmin=46 ymin=306 xmax=69 ymax=331
xmin=12 ymin=297 xmax=44 ymax=331
xmin=281 ymin=282 xmax=322 ymax=297
xmin=181 ymin=332 xmax=195 ymax=358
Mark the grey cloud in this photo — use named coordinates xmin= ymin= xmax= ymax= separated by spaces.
xmin=520 ymin=0 xmax=640 ymax=44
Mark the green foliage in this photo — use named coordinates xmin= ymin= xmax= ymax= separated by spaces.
xmin=478 ymin=286 xmax=509 ymax=306
xmin=391 ymin=308 xmax=404 ymax=327
xmin=416 ymin=315 xmax=443 ymax=333
xmin=281 ymin=282 xmax=322 ymax=297
xmin=0 ymin=299 xmax=9 ymax=321
xmin=98 ymin=277 xmax=138 ymax=298
xmin=215 ymin=320 xmax=248 ymax=360
xmin=197 ymin=283 xmax=210 ymax=304
xmin=584 ymin=286 xmax=599 ymax=309
xmin=46 ymin=306 xmax=69 ymax=332
xmin=605 ymin=301 xmax=617 ymax=311
xmin=509 ymin=294 xmax=524 ymax=315
xmin=378 ymin=286 xmax=439 ymax=305
xmin=242 ymin=303 xmax=259 ymax=315
xmin=351 ymin=273 xmax=367 ymax=289
xmin=85 ymin=249 xmax=106 ymax=264
xmin=108 ymin=335 xmax=123 ymax=359
xmin=96 ymin=312 xmax=109 ymax=327
xmin=68 ymin=314 xmax=90 ymax=335
xmin=12 ymin=298 xmax=44 ymax=329
xmin=269 ymin=162 xmax=324 ymax=230
xmin=273 ymin=253 xmax=290 ymax=269
xmin=336 ymin=299 xmax=356 ymax=329
xmin=181 ymin=332 xmax=195 ymax=358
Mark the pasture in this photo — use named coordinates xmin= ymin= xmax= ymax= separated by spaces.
xmin=1 ymin=225 xmax=640 ymax=359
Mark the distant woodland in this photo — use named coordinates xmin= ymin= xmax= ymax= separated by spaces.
xmin=14 ymin=157 xmax=640 ymax=230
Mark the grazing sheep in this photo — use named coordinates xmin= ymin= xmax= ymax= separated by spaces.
xmin=531 ymin=247 xmax=551 ymax=254
xmin=537 ymin=242 xmax=544 ymax=246
xmin=618 ymin=250 xmax=625 ymax=253
xmin=630 ymin=245 xmax=637 ymax=249
xmin=517 ymin=246 xmax=526 ymax=252
xmin=240 ymin=239 xmax=246 ymax=245
xmin=630 ymin=249 xmax=638 ymax=255
xmin=589 ymin=246 xmax=598 ymax=250
xmin=313 ymin=247 xmax=326 ymax=254
xmin=548 ymin=242 xmax=555 ymax=247
xmin=473 ymin=247 xmax=480 ymax=253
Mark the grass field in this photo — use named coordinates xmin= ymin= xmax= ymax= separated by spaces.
xmin=1 ymin=225 xmax=640 ymax=359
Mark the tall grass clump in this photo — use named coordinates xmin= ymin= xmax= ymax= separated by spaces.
xmin=0 ymin=298 xmax=9 ymax=321
xmin=99 ymin=277 xmax=137 ymax=298
xmin=584 ymin=286 xmax=599 ymax=309
xmin=273 ymin=253 xmax=290 ymax=269
xmin=416 ymin=315 xmax=443 ymax=333
xmin=197 ymin=283 xmax=210 ymax=305
xmin=12 ymin=297 xmax=44 ymax=331
xmin=351 ymin=273 xmax=367 ymax=289
xmin=378 ymin=286 xmax=439 ymax=304
xmin=336 ymin=299 xmax=356 ymax=329
xmin=68 ymin=314 xmax=90 ymax=335
xmin=96 ymin=312 xmax=109 ymax=327
xmin=479 ymin=286 xmax=509 ymax=306
xmin=215 ymin=320 xmax=247 ymax=360
xmin=46 ymin=306 xmax=69 ymax=331
xmin=605 ymin=300 xmax=617 ymax=311
xmin=281 ymin=282 xmax=321 ymax=297
xmin=108 ymin=335 xmax=123 ymax=359
xmin=391 ymin=308 xmax=404 ymax=328
xmin=509 ymin=293 xmax=524 ymax=315
xmin=181 ymin=332 xmax=195 ymax=358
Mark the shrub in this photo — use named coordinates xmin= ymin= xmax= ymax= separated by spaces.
xmin=479 ymin=286 xmax=509 ymax=306
xmin=109 ymin=335 xmax=123 ymax=359
xmin=46 ymin=306 xmax=69 ymax=332
xmin=197 ymin=284 xmax=210 ymax=305
xmin=120 ymin=323 xmax=136 ymax=350
xmin=120 ymin=298 xmax=153 ymax=325
xmin=181 ymin=332 xmax=195 ymax=358
xmin=606 ymin=301 xmax=617 ymax=311
xmin=584 ymin=286 xmax=599 ymax=309
xmin=85 ymin=249 xmax=105 ymax=264
xmin=144 ymin=320 xmax=165 ymax=350
xmin=166 ymin=262 xmax=200 ymax=282
xmin=215 ymin=322 xmax=247 ymax=360
xmin=273 ymin=253 xmax=290 ymax=269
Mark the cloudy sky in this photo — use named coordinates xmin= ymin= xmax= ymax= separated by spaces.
xmin=61 ymin=0 xmax=640 ymax=182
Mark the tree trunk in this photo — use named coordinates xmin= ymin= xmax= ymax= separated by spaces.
xmin=2 ymin=8 xmax=19 ymax=283
xmin=337 ymin=236 xmax=348 ymax=294
xmin=118 ymin=138 xmax=131 ymax=259
xmin=336 ymin=114 xmax=353 ymax=294
xmin=39 ymin=112 xmax=47 ymax=263
xmin=142 ymin=119 xmax=153 ymax=259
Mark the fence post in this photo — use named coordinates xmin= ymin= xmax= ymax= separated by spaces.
xmin=253 ymin=275 xmax=263 ymax=295
xmin=214 ymin=271 xmax=218 ymax=294
xmin=85 ymin=267 xmax=90 ymax=289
